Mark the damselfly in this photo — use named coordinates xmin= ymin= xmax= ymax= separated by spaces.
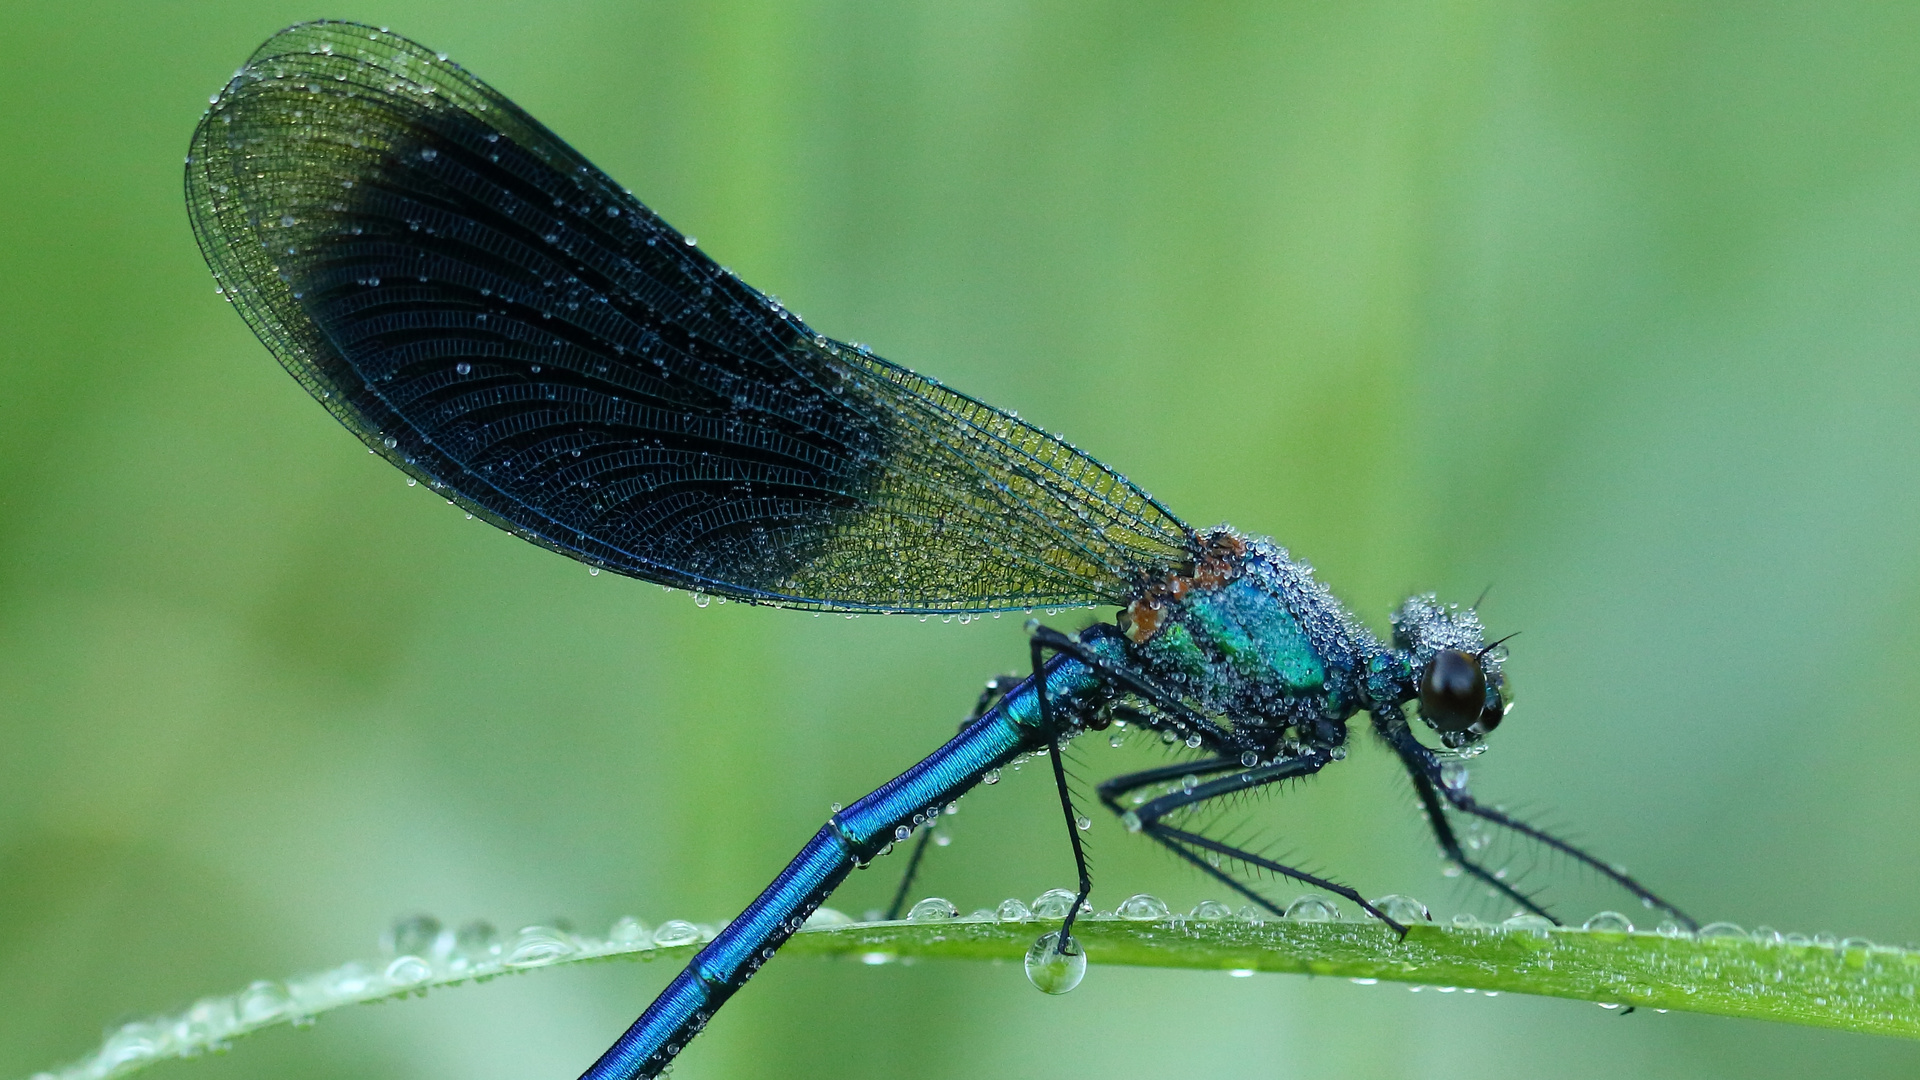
xmin=186 ymin=22 xmax=1696 ymax=1079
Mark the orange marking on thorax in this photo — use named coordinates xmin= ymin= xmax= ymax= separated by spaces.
xmin=1123 ymin=531 xmax=1246 ymax=644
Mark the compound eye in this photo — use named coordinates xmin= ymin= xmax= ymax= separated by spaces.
xmin=1420 ymin=649 xmax=1486 ymax=734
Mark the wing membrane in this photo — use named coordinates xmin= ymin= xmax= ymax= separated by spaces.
xmin=187 ymin=22 xmax=1193 ymax=612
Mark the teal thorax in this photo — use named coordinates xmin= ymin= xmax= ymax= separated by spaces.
xmin=1113 ymin=530 xmax=1504 ymax=756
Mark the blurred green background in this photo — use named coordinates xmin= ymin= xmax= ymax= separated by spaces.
xmin=5 ymin=2 xmax=1920 ymax=1078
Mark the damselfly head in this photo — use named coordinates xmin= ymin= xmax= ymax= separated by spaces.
xmin=1419 ymin=650 xmax=1507 ymax=746
xmin=1391 ymin=593 xmax=1511 ymax=747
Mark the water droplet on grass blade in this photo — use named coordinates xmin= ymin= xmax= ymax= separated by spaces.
xmin=1190 ymin=900 xmax=1232 ymax=921
xmin=1117 ymin=893 xmax=1170 ymax=921
xmin=1024 ymin=931 xmax=1086 ymax=994
xmin=1501 ymin=914 xmax=1555 ymax=935
xmin=608 ymin=917 xmax=650 ymax=945
xmin=384 ymin=955 xmax=433 ymax=985
xmin=384 ymin=913 xmax=441 ymax=957
xmin=1285 ymin=895 xmax=1340 ymax=922
xmin=1583 ymin=911 xmax=1633 ymax=935
xmin=505 ymin=926 xmax=575 ymax=967
xmin=1371 ymin=895 xmax=1431 ymax=923
xmin=802 ymin=907 xmax=854 ymax=929
xmin=907 ymin=897 xmax=957 ymax=922
xmin=1032 ymin=888 xmax=1079 ymax=918
xmin=996 ymin=898 xmax=1032 ymax=922
xmin=652 ymin=920 xmax=701 ymax=947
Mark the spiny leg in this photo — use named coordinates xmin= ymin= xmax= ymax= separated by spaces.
xmin=884 ymin=674 xmax=1021 ymax=920
xmin=1378 ymin=717 xmax=1698 ymax=930
xmin=1404 ymin=764 xmax=1555 ymax=921
xmin=1033 ymin=633 xmax=1095 ymax=952
xmin=1023 ymin=622 xmax=1272 ymax=949
xmin=1098 ymin=755 xmax=1406 ymax=934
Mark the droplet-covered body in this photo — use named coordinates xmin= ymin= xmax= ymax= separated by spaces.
xmin=1120 ymin=532 xmax=1380 ymax=751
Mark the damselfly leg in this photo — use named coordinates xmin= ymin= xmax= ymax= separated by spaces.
xmin=1095 ymin=758 xmax=1407 ymax=933
xmin=1373 ymin=706 xmax=1698 ymax=930
xmin=884 ymin=674 xmax=1023 ymax=919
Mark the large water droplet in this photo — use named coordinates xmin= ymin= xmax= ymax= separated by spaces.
xmin=996 ymin=898 xmax=1033 ymax=922
xmin=453 ymin=921 xmax=502 ymax=966
xmin=1031 ymin=888 xmax=1079 ymax=918
xmin=652 ymin=920 xmax=702 ymax=947
xmin=384 ymin=955 xmax=433 ymax=986
xmin=1371 ymin=895 xmax=1431 ymax=923
xmin=907 ymin=897 xmax=957 ymax=922
xmin=1190 ymin=900 xmax=1233 ymax=921
xmin=505 ymin=926 xmax=576 ymax=967
xmin=1500 ymin=914 xmax=1556 ymax=935
xmin=236 ymin=980 xmax=292 ymax=1024
xmin=1117 ymin=893 xmax=1170 ymax=921
xmin=384 ymin=913 xmax=442 ymax=957
xmin=1024 ymin=931 xmax=1087 ymax=994
xmin=608 ymin=916 xmax=650 ymax=945
xmin=803 ymin=907 xmax=854 ymax=929
xmin=1698 ymin=921 xmax=1747 ymax=942
xmin=1583 ymin=911 xmax=1634 ymax=935
xmin=1284 ymin=895 xmax=1340 ymax=922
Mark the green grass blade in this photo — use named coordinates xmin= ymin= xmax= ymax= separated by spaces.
xmin=29 ymin=910 xmax=1920 ymax=1080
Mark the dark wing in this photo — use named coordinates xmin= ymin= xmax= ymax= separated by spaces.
xmin=186 ymin=22 xmax=1193 ymax=613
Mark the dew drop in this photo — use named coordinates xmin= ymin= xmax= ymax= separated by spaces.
xmin=1075 ymin=815 xmax=1091 ymax=831
xmin=505 ymin=926 xmax=576 ymax=967
xmin=1284 ymin=895 xmax=1340 ymax=922
xmin=384 ymin=955 xmax=433 ymax=986
xmin=1181 ymin=774 xmax=1198 ymax=794
xmin=608 ymin=916 xmax=650 ymax=945
xmin=236 ymin=980 xmax=292 ymax=1024
xmin=1240 ymin=751 xmax=1259 ymax=767
xmin=1583 ymin=911 xmax=1634 ymax=935
xmin=996 ymin=898 xmax=1033 ymax=922
xmin=1024 ymin=931 xmax=1086 ymax=994
xmin=802 ymin=907 xmax=854 ymax=929
xmin=906 ymin=897 xmax=957 ymax=922
xmin=1698 ymin=921 xmax=1747 ymax=942
xmin=450 ymin=921 xmax=503 ymax=969
xmin=1371 ymin=895 xmax=1431 ymax=923
xmin=1117 ymin=893 xmax=1170 ymax=921
xmin=651 ymin=920 xmax=702 ymax=947
xmin=384 ymin=913 xmax=442 ymax=957
xmin=983 ymin=769 xmax=1001 ymax=785
xmin=1190 ymin=900 xmax=1232 ymax=921
xmin=1119 ymin=810 xmax=1143 ymax=833
xmin=1501 ymin=914 xmax=1556 ymax=935
xmin=1185 ymin=734 xmax=1203 ymax=748
xmin=1032 ymin=888 xmax=1079 ymax=919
